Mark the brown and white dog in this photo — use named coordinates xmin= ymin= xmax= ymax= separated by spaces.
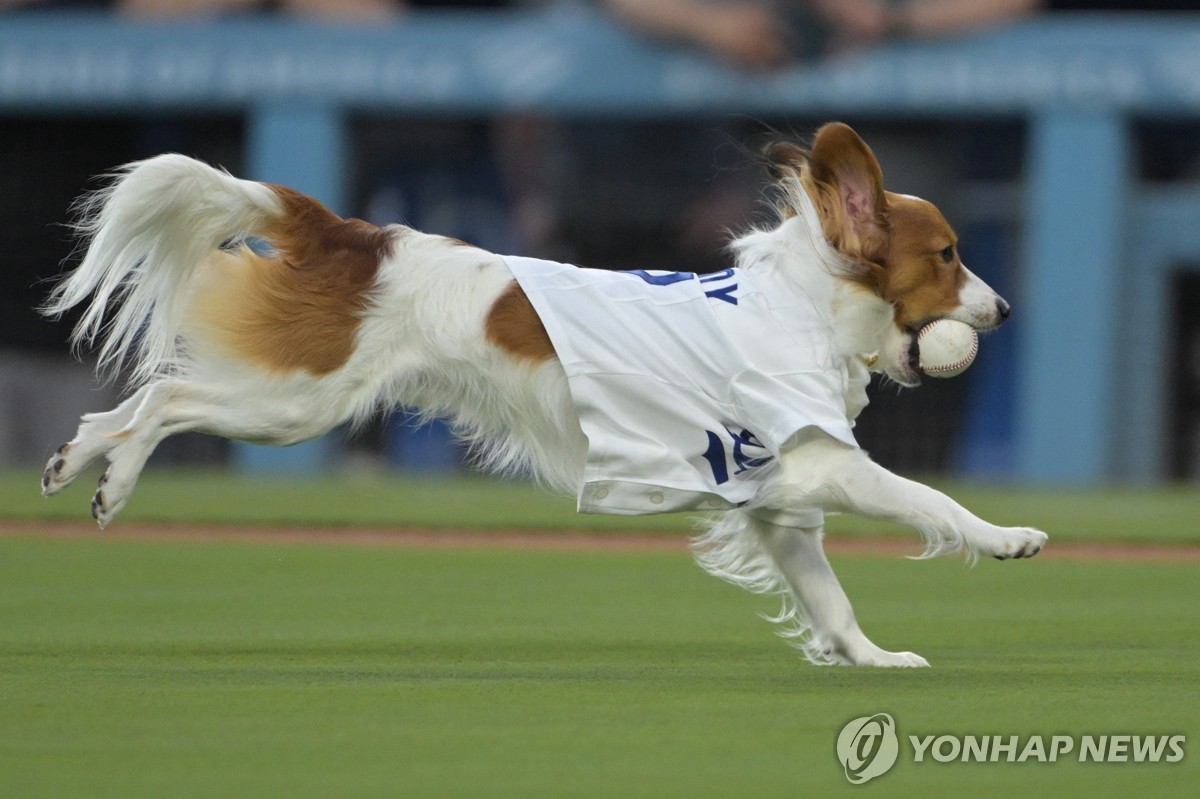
xmin=41 ymin=123 xmax=1046 ymax=667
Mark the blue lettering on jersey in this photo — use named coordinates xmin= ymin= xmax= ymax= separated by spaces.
xmin=699 ymin=268 xmax=738 ymax=305
xmin=621 ymin=268 xmax=739 ymax=305
xmin=702 ymin=425 xmax=773 ymax=485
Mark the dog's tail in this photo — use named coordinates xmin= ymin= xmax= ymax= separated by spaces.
xmin=42 ymin=154 xmax=286 ymax=385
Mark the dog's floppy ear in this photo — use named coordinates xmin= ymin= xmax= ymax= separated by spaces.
xmin=762 ymin=140 xmax=809 ymax=181
xmin=807 ymin=122 xmax=889 ymax=264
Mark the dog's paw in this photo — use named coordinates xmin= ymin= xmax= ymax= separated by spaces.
xmin=41 ymin=443 xmax=79 ymax=496
xmin=987 ymin=526 xmax=1048 ymax=560
xmin=823 ymin=636 xmax=931 ymax=668
xmin=861 ymin=649 xmax=930 ymax=668
xmin=846 ymin=646 xmax=930 ymax=668
xmin=894 ymin=651 xmax=930 ymax=668
xmin=89 ymin=470 xmax=127 ymax=530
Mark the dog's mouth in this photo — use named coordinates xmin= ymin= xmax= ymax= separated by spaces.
xmin=891 ymin=328 xmax=922 ymax=386
xmin=869 ymin=328 xmax=923 ymax=388
xmin=872 ymin=317 xmax=965 ymax=388
xmin=862 ymin=326 xmax=924 ymax=387
xmin=907 ymin=329 xmax=923 ymax=377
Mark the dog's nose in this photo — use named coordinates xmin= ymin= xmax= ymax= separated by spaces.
xmin=996 ymin=298 xmax=1011 ymax=322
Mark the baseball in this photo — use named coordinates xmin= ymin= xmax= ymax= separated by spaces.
xmin=917 ymin=319 xmax=978 ymax=378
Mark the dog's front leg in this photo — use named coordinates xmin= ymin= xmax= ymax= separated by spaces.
xmin=769 ymin=433 xmax=1047 ymax=560
xmin=752 ymin=516 xmax=929 ymax=667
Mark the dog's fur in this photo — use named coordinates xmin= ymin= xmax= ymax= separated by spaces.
xmin=41 ymin=122 xmax=1046 ymax=667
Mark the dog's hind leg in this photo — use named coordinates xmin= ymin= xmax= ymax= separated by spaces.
xmin=753 ymin=516 xmax=930 ymax=668
xmin=53 ymin=377 xmax=341 ymax=529
xmin=90 ymin=379 xmax=344 ymax=528
xmin=42 ymin=384 xmax=156 ymax=497
xmin=84 ymin=380 xmax=211 ymax=528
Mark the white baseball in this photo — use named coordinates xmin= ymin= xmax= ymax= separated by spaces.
xmin=917 ymin=319 xmax=978 ymax=378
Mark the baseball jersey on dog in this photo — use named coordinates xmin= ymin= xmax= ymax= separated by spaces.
xmin=506 ymin=255 xmax=870 ymax=518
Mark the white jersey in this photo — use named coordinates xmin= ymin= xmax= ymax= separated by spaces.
xmin=504 ymin=255 xmax=869 ymax=517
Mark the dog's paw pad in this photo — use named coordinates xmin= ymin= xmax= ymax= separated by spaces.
xmin=89 ymin=470 xmax=129 ymax=530
xmin=91 ymin=489 xmax=105 ymax=520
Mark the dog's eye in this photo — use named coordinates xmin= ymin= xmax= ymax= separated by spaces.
xmin=939 ymin=245 xmax=955 ymax=263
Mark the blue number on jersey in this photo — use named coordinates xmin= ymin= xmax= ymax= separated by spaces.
xmin=702 ymin=425 xmax=773 ymax=485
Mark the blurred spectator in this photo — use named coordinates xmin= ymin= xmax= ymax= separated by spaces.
xmin=603 ymin=0 xmax=822 ymax=70
xmin=600 ymin=0 xmax=1036 ymax=67
xmin=117 ymin=0 xmax=400 ymax=19
xmin=605 ymin=0 xmax=1200 ymax=66
xmin=0 ymin=0 xmax=108 ymax=8
xmin=818 ymin=0 xmax=1200 ymax=44
xmin=812 ymin=0 xmax=1036 ymax=43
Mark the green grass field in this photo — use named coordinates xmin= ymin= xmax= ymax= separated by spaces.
xmin=1 ymin=470 xmax=1197 ymax=798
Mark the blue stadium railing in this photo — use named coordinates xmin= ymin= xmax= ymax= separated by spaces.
xmin=5 ymin=8 xmax=1200 ymax=484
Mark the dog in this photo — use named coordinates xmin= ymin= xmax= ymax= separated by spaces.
xmin=41 ymin=122 xmax=1046 ymax=667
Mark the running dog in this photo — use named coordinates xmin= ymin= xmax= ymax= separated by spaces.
xmin=41 ymin=122 xmax=1046 ymax=666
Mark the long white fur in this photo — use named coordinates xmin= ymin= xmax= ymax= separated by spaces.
xmin=42 ymin=153 xmax=1046 ymax=667
xmin=44 ymin=155 xmax=285 ymax=386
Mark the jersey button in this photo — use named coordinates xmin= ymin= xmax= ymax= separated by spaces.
xmin=648 ymin=491 xmax=665 ymax=505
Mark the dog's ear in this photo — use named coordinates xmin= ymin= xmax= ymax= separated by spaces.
xmin=807 ymin=123 xmax=889 ymax=264
xmin=762 ymin=140 xmax=808 ymax=181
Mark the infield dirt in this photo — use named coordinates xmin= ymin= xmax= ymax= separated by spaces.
xmin=3 ymin=520 xmax=1197 ymax=562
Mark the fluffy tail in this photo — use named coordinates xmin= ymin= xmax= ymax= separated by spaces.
xmin=42 ymin=154 xmax=284 ymax=386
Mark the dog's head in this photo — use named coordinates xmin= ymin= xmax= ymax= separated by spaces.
xmin=765 ymin=123 xmax=1009 ymax=386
